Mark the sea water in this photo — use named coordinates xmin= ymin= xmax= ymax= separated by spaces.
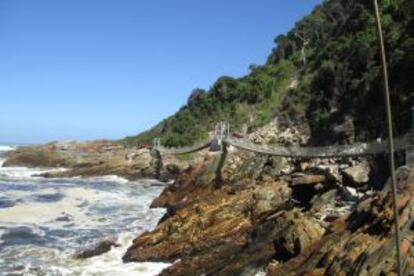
xmin=0 ymin=145 xmax=170 ymax=275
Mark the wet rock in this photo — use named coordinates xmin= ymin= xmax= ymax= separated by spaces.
xmin=75 ymin=239 xmax=120 ymax=259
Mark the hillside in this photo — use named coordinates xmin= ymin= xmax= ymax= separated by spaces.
xmin=123 ymin=0 xmax=414 ymax=148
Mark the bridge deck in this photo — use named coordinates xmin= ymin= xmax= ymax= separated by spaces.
xmin=224 ymin=135 xmax=409 ymax=158
xmin=155 ymin=135 xmax=409 ymax=158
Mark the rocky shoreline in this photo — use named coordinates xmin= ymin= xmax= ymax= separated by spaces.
xmin=2 ymin=140 xmax=199 ymax=181
xmin=121 ymin=145 xmax=413 ymax=275
xmin=3 ymin=122 xmax=412 ymax=275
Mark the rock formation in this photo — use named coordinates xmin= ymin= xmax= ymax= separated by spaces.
xmin=3 ymin=140 xmax=200 ymax=181
xmin=122 ymin=128 xmax=378 ymax=275
xmin=268 ymin=165 xmax=414 ymax=275
xmin=121 ymin=118 xmax=410 ymax=275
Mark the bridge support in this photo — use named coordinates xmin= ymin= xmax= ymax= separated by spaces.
xmin=406 ymin=107 xmax=414 ymax=165
xmin=215 ymin=141 xmax=228 ymax=188
xmin=210 ymin=122 xmax=229 ymax=152
xmin=210 ymin=122 xmax=230 ymax=187
xmin=151 ymin=138 xmax=163 ymax=179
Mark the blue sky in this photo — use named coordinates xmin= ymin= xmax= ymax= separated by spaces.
xmin=0 ymin=0 xmax=323 ymax=144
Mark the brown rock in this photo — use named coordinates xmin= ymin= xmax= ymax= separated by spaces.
xmin=267 ymin=166 xmax=414 ymax=276
xmin=341 ymin=164 xmax=370 ymax=186
xmin=123 ymin=151 xmax=325 ymax=275
xmin=290 ymin=174 xmax=326 ymax=186
xmin=4 ymin=140 xmax=197 ymax=181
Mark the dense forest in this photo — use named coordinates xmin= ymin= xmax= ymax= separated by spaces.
xmin=122 ymin=0 xmax=414 ymax=147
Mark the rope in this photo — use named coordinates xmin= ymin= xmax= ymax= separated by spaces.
xmin=373 ymin=0 xmax=402 ymax=274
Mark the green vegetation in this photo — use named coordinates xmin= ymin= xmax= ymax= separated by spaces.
xmin=122 ymin=0 xmax=414 ymax=147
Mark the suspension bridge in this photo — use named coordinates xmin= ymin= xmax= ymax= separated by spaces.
xmin=151 ymin=109 xmax=414 ymax=163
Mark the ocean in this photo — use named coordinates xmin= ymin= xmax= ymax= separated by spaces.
xmin=0 ymin=145 xmax=169 ymax=275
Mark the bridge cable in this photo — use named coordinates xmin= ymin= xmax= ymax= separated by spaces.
xmin=373 ymin=0 xmax=402 ymax=275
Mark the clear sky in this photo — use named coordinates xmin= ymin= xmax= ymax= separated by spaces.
xmin=0 ymin=0 xmax=323 ymax=144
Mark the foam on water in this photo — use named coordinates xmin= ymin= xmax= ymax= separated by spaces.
xmin=0 ymin=145 xmax=16 ymax=152
xmin=0 ymin=145 xmax=170 ymax=275
xmin=0 ymin=146 xmax=67 ymax=180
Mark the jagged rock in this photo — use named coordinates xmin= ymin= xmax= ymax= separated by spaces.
xmin=272 ymin=210 xmax=325 ymax=258
xmin=75 ymin=239 xmax=120 ymax=259
xmin=253 ymin=180 xmax=292 ymax=218
xmin=309 ymin=189 xmax=352 ymax=225
xmin=342 ymin=164 xmax=370 ymax=186
xmin=123 ymin=148 xmax=329 ymax=275
xmin=267 ymin=166 xmax=414 ymax=276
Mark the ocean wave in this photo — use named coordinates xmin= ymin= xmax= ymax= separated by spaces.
xmin=0 ymin=165 xmax=67 ymax=181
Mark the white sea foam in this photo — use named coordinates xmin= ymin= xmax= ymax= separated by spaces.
xmin=0 ymin=145 xmax=15 ymax=152
xmin=0 ymin=143 xmax=170 ymax=275
xmin=66 ymin=231 xmax=171 ymax=276
xmin=0 ymin=164 xmax=67 ymax=181
xmin=0 ymin=187 xmax=128 ymax=226
xmin=3 ymin=232 xmax=171 ymax=276
xmin=81 ymin=174 xmax=130 ymax=184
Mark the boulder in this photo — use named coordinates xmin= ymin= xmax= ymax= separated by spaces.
xmin=342 ymin=164 xmax=370 ymax=186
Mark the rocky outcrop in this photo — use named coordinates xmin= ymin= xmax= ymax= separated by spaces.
xmin=121 ymin=121 xmax=409 ymax=275
xmin=123 ymin=147 xmax=356 ymax=275
xmin=267 ymin=165 xmax=414 ymax=275
xmin=3 ymin=140 xmax=199 ymax=181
